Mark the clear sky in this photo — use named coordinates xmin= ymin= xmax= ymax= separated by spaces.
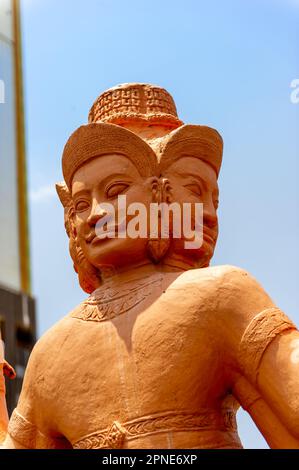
xmin=21 ymin=0 xmax=298 ymax=448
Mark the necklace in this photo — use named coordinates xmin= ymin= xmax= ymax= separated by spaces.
xmin=71 ymin=273 xmax=163 ymax=323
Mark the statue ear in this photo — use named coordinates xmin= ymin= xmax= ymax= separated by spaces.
xmin=56 ymin=182 xmax=101 ymax=294
xmin=55 ymin=181 xmax=72 ymax=208
xmin=55 ymin=181 xmax=76 ymax=238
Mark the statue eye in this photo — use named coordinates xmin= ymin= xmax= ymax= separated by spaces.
xmin=106 ymin=182 xmax=129 ymax=198
xmin=184 ymin=183 xmax=202 ymax=196
xmin=75 ymin=200 xmax=90 ymax=212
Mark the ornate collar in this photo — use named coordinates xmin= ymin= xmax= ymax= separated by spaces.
xmin=71 ymin=273 xmax=163 ymax=323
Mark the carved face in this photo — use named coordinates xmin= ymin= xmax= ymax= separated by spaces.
xmin=71 ymin=154 xmax=153 ymax=272
xmin=59 ymin=122 xmax=222 ymax=289
xmin=163 ymin=156 xmax=219 ymax=266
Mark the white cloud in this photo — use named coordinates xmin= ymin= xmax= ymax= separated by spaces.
xmin=30 ymin=184 xmax=56 ymax=202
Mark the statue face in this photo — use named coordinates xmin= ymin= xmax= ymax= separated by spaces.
xmin=163 ymin=156 xmax=219 ymax=266
xmin=71 ymin=154 xmax=153 ymax=272
xmin=70 ymin=151 xmax=219 ymax=275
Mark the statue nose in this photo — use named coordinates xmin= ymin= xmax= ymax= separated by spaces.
xmin=87 ymin=203 xmax=108 ymax=227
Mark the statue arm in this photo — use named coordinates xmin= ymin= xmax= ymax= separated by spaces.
xmin=219 ymin=266 xmax=299 ymax=447
xmin=231 ymin=371 xmax=299 ymax=448
xmin=2 ymin=338 xmax=70 ymax=449
xmin=255 ymin=329 xmax=299 ymax=441
xmin=236 ymin=319 xmax=299 ymax=446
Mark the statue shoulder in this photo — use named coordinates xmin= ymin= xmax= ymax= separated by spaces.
xmin=174 ymin=264 xmax=275 ymax=320
xmin=210 ymin=264 xmax=274 ymax=308
xmin=24 ymin=301 xmax=86 ymax=374
xmin=174 ymin=264 xmax=260 ymax=295
xmin=182 ymin=264 xmax=270 ymax=296
xmin=182 ymin=265 xmax=278 ymax=377
xmin=184 ymin=264 xmax=255 ymax=282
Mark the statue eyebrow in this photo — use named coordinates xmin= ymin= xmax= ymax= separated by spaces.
xmin=72 ymin=173 xmax=133 ymax=198
xmin=99 ymin=173 xmax=133 ymax=188
xmin=178 ymin=172 xmax=209 ymax=191
xmin=72 ymin=188 xmax=90 ymax=199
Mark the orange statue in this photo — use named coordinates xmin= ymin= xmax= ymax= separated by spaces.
xmin=2 ymin=83 xmax=299 ymax=449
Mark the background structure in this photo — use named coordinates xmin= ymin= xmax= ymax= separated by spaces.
xmin=0 ymin=0 xmax=36 ymax=414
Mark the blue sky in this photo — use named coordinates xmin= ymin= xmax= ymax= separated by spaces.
xmin=21 ymin=0 xmax=298 ymax=448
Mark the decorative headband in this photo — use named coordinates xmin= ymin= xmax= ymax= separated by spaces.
xmin=62 ymin=122 xmax=223 ymax=190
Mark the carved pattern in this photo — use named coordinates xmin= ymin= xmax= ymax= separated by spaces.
xmin=8 ymin=408 xmax=238 ymax=449
xmin=239 ymin=307 xmax=296 ymax=384
xmin=88 ymin=84 xmax=180 ymax=126
xmin=147 ymin=177 xmax=172 ymax=263
xmin=73 ymin=421 xmax=126 ymax=449
xmin=151 ymin=176 xmax=172 ymax=205
xmin=8 ymin=409 xmax=68 ymax=449
xmin=72 ymin=410 xmax=237 ymax=449
xmin=71 ymin=275 xmax=163 ymax=322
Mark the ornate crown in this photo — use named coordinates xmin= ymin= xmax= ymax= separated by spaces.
xmin=61 ymin=83 xmax=223 ymax=189
xmin=88 ymin=83 xmax=183 ymax=129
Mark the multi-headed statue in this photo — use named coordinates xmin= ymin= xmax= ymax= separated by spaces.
xmin=2 ymin=83 xmax=299 ymax=449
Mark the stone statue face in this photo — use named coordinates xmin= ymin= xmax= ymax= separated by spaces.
xmin=71 ymin=153 xmax=219 ymax=273
xmin=164 ymin=156 xmax=219 ymax=266
xmin=71 ymin=154 xmax=153 ymax=272
xmin=58 ymin=84 xmax=223 ymax=290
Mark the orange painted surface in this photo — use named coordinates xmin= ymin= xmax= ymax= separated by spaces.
xmin=2 ymin=84 xmax=299 ymax=449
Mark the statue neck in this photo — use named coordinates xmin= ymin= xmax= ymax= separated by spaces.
xmin=95 ymin=254 xmax=208 ymax=294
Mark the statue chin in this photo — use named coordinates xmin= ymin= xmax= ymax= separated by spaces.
xmin=81 ymin=236 xmax=150 ymax=274
xmin=82 ymin=234 xmax=216 ymax=273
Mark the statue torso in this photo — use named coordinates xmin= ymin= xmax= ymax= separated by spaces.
xmin=35 ymin=266 xmax=242 ymax=449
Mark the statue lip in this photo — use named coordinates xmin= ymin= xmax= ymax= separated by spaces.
xmin=86 ymin=229 xmax=118 ymax=244
xmin=85 ymin=226 xmax=217 ymax=245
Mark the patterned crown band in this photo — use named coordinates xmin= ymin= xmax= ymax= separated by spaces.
xmin=88 ymin=83 xmax=183 ymax=128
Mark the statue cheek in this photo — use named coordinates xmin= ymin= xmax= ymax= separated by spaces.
xmin=74 ymin=219 xmax=88 ymax=243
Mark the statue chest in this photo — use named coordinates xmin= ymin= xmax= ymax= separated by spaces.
xmin=48 ymin=294 xmax=227 ymax=446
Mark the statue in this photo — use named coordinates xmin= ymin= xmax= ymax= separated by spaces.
xmin=2 ymin=83 xmax=299 ymax=449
